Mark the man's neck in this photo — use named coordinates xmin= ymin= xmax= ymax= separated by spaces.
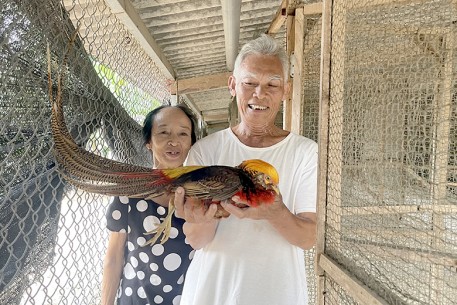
xmin=231 ymin=124 xmax=289 ymax=148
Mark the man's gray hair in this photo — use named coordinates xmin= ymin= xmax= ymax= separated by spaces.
xmin=233 ymin=34 xmax=289 ymax=82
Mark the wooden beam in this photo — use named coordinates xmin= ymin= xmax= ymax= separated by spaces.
xmin=170 ymin=72 xmax=231 ymax=95
xmin=104 ymin=0 xmax=175 ymax=79
xmin=319 ymin=254 xmax=391 ymax=305
xmin=180 ymin=95 xmax=202 ymax=120
xmin=344 ymin=240 xmax=457 ymax=267
xmin=206 ymin=121 xmax=230 ymax=132
xmin=290 ymin=7 xmax=305 ymax=134
xmin=267 ymin=0 xmax=288 ymax=34
xmin=316 ymin=0 xmax=333 ymax=303
xmin=203 ymin=112 xmax=229 ymax=123
xmin=267 ymin=1 xmax=322 ymax=35
xmin=283 ymin=14 xmax=295 ymax=131
xmin=229 ymin=96 xmax=238 ymax=126
xmin=303 ymin=2 xmax=323 ymax=15
xmin=351 ymin=0 xmax=425 ymax=9
xmin=342 ymin=204 xmax=457 ymax=215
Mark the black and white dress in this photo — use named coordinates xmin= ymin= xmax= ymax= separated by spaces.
xmin=106 ymin=196 xmax=194 ymax=305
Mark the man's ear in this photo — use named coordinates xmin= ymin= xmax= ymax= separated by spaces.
xmin=228 ymin=75 xmax=236 ymax=97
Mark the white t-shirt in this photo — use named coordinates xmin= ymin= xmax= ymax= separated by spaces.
xmin=181 ymin=128 xmax=318 ymax=305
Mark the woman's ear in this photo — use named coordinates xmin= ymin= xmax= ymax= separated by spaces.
xmin=145 ymin=143 xmax=151 ymax=151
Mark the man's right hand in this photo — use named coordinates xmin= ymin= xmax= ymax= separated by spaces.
xmin=173 ymin=187 xmax=220 ymax=249
xmin=173 ymin=187 xmax=219 ymax=223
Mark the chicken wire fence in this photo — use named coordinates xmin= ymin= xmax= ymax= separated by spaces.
xmin=320 ymin=0 xmax=457 ymax=305
xmin=0 ymin=0 xmax=172 ymax=304
xmin=6 ymin=0 xmax=455 ymax=305
xmin=301 ymin=10 xmax=323 ymax=305
xmin=1 ymin=1 xmax=325 ymax=305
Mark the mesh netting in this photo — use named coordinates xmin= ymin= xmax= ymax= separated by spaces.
xmin=1 ymin=0 xmax=170 ymax=303
xmin=4 ymin=0 xmax=455 ymax=304
xmin=323 ymin=0 xmax=457 ymax=304
xmin=302 ymin=17 xmax=321 ymax=143
xmin=301 ymin=14 xmax=323 ymax=305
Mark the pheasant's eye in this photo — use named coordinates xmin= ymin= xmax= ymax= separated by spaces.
xmin=264 ymin=175 xmax=271 ymax=184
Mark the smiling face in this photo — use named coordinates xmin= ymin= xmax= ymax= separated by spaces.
xmin=146 ymin=107 xmax=193 ymax=169
xmin=229 ymin=54 xmax=289 ymax=129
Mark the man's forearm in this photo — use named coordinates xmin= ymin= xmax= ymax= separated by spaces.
xmin=268 ymin=211 xmax=317 ymax=250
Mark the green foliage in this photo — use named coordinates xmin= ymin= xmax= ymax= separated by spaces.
xmin=93 ymin=61 xmax=161 ymax=123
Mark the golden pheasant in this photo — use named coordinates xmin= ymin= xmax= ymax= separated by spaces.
xmin=47 ymin=43 xmax=280 ymax=246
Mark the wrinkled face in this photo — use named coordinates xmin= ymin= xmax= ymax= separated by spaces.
xmin=228 ymin=54 xmax=289 ymax=127
xmin=147 ymin=107 xmax=193 ymax=169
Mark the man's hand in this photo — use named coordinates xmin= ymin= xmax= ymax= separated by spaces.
xmin=222 ymin=192 xmax=316 ymax=250
xmin=221 ymin=193 xmax=288 ymax=220
xmin=173 ymin=187 xmax=219 ymax=249
xmin=174 ymin=187 xmax=219 ymax=223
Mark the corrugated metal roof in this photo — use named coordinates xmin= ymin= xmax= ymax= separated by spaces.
xmin=72 ymin=0 xmax=320 ymax=132
xmin=106 ymin=0 xmax=282 ymax=131
xmin=132 ymin=0 xmax=282 ymax=78
xmin=127 ymin=0 xmax=286 ymax=132
xmin=67 ymin=0 xmax=322 ymax=132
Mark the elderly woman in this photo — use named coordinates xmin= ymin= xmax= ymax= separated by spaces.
xmin=101 ymin=105 xmax=197 ymax=305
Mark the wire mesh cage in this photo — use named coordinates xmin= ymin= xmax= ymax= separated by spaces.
xmin=1 ymin=0 xmax=171 ymax=304
xmin=2 ymin=0 xmax=456 ymax=304
xmin=320 ymin=0 xmax=457 ymax=304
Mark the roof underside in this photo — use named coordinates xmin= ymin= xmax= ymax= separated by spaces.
xmin=71 ymin=0 xmax=319 ymax=132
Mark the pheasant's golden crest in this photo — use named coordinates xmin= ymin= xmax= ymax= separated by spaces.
xmin=239 ymin=159 xmax=279 ymax=189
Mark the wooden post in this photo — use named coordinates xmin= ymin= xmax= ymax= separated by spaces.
xmin=429 ymin=31 xmax=453 ymax=304
xmin=316 ymin=0 xmax=332 ymax=304
xmin=284 ymin=13 xmax=295 ymax=131
xmin=290 ymin=7 xmax=305 ymax=134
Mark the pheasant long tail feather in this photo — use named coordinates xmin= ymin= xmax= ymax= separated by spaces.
xmin=48 ymin=31 xmax=159 ymax=197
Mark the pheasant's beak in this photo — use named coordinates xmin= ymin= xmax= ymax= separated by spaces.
xmin=272 ymin=184 xmax=279 ymax=195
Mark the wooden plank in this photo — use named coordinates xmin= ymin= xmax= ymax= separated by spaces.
xmin=202 ymin=112 xmax=229 ymax=123
xmin=268 ymin=1 xmax=322 ymax=35
xmin=303 ymin=2 xmax=323 ymax=15
xmin=344 ymin=227 xmax=435 ymax=247
xmin=430 ymin=31 xmax=454 ymax=304
xmin=283 ymin=15 xmax=295 ymax=131
xmin=180 ymin=95 xmax=202 ymax=121
xmin=319 ymin=254 xmax=391 ymax=305
xmin=267 ymin=0 xmax=288 ymax=34
xmin=291 ymin=7 xmax=305 ymax=134
xmin=351 ymin=0 xmax=425 ymax=9
xmin=228 ymin=97 xmax=238 ymax=126
xmin=316 ymin=1 xmax=332 ymax=303
xmin=104 ymin=0 xmax=175 ymax=79
xmin=342 ymin=204 xmax=457 ymax=215
xmin=318 ymin=0 xmax=346 ymax=302
xmin=170 ymin=72 xmax=231 ymax=95
xmin=344 ymin=242 xmax=457 ymax=267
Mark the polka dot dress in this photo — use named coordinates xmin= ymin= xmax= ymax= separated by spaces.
xmin=106 ymin=196 xmax=194 ymax=305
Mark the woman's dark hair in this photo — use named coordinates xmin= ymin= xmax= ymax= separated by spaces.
xmin=142 ymin=104 xmax=197 ymax=146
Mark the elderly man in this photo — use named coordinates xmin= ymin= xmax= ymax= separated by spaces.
xmin=175 ymin=34 xmax=318 ymax=305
